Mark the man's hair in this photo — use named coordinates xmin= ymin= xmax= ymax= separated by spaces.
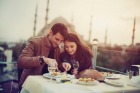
xmin=51 ymin=23 xmax=68 ymax=39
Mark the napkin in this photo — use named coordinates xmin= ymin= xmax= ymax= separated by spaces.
xmin=128 ymin=76 xmax=140 ymax=88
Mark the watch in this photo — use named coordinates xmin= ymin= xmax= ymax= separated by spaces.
xmin=39 ymin=56 xmax=44 ymax=65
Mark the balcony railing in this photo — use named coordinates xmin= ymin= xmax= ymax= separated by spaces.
xmin=93 ymin=47 xmax=140 ymax=74
xmin=0 ymin=61 xmax=18 ymax=93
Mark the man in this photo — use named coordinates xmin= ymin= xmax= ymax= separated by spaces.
xmin=17 ymin=23 xmax=68 ymax=87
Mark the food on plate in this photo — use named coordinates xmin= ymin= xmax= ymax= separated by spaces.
xmin=56 ymin=75 xmax=70 ymax=83
xmin=61 ymin=79 xmax=71 ymax=83
xmin=55 ymin=73 xmax=72 ymax=83
xmin=51 ymin=72 xmax=60 ymax=76
xmin=100 ymin=72 xmax=113 ymax=77
xmin=79 ymin=78 xmax=95 ymax=83
xmin=77 ymin=78 xmax=99 ymax=85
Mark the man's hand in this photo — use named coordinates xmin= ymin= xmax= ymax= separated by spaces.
xmin=43 ymin=57 xmax=58 ymax=67
xmin=62 ymin=62 xmax=71 ymax=72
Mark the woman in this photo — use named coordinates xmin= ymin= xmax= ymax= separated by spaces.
xmin=59 ymin=33 xmax=93 ymax=75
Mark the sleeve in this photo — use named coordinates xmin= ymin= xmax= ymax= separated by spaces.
xmin=57 ymin=53 xmax=65 ymax=72
xmin=17 ymin=40 xmax=41 ymax=69
xmin=79 ymin=57 xmax=92 ymax=72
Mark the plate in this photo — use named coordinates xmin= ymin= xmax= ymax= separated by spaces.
xmin=43 ymin=73 xmax=75 ymax=80
xmin=77 ymin=80 xmax=99 ymax=86
xmin=43 ymin=73 xmax=61 ymax=79
xmin=104 ymin=79 xmax=124 ymax=87
xmin=100 ymin=72 xmax=113 ymax=77
xmin=105 ymin=74 xmax=121 ymax=79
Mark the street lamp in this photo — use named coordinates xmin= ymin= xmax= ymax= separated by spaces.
xmin=93 ymin=38 xmax=98 ymax=45
xmin=92 ymin=38 xmax=98 ymax=69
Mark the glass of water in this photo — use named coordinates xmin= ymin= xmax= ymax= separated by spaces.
xmin=72 ymin=60 xmax=79 ymax=70
xmin=48 ymin=62 xmax=56 ymax=82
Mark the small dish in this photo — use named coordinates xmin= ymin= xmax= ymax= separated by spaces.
xmin=56 ymin=78 xmax=61 ymax=83
xmin=104 ymin=79 xmax=124 ymax=87
xmin=106 ymin=74 xmax=121 ymax=79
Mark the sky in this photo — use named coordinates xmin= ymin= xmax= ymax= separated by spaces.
xmin=0 ymin=0 xmax=140 ymax=45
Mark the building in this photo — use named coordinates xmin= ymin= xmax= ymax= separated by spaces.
xmin=38 ymin=16 xmax=77 ymax=36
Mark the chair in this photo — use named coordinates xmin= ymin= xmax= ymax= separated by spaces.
xmin=0 ymin=62 xmax=18 ymax=93
xmin=0 ymin=74 xmax=14 ymax=93
xmin=0 ymin=50 xmax=7 ymax=75
xmin=18 ymin=67 xmax=23 ymax=92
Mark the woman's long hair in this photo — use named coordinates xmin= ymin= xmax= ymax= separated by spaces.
xmin=64 ymin=33 xmax=93 ymax=63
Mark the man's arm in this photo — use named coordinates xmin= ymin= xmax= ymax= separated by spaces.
xmin=17 ymin=40 xmax=41 ymax=69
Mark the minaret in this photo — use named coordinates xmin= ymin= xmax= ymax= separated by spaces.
xmin=131 ymin=17 xmax=136 ymax=46
xmin=45 ymin=0 xmax=49 ymax=26
xmin=88 ymin=15 xmax=92 ymax=42
xmin=33 ymin=3 xmax=38 ymax=37
xmin=104 ymin=27 xmax=108 ymax=45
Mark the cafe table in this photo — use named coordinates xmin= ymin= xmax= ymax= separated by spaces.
xmin=20 ymin=74 xmax=140 ymax=93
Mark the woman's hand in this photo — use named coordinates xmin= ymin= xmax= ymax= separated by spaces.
xmin=72 ymin=69 xmax=78 ymax=75
xmin=62 ymin=62 xmax=71 ymax=72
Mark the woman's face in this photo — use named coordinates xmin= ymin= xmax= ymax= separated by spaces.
xmin=64 ymin=41 xmax=77 ymax=55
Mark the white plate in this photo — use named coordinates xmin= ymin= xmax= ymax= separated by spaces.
xmin=77 ymin=80 xmax=99 ymax=86
xmin=43 ymin=73 xmax=75 ymax=80
xmin=104 ymin=79 xmax=124 ymax=87
xmin=106 ymin=74 xmax=121 ymax=79
xmin=43 ymin=73 xmax=61 ymax=79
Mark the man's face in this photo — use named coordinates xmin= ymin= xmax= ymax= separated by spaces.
xmin=50 ymin=32 xmax=64 ymax=48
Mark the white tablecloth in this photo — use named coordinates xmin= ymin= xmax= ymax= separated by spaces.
xmin=21 ymin=75 xmax=140 ymax=93
xmin=42 ymin=83 xmax=94 ymax=93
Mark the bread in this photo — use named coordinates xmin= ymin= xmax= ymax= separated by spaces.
xmin=77 ymin=69 xmax=104 ymax=80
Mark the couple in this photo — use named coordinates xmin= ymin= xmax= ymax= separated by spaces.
xmin=18 ymin=23 xmax=103 ymax=88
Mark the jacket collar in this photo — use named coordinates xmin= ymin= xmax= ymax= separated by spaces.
xmin=43 ymin=34 xmax=51 ymax=48
xmin=43 ymin=34 xmax=59 ymax=49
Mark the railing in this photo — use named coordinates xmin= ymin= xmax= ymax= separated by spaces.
xmin=0 ymin=61 xmax=18 ymax=93
xmin=93 ymin=47 xmax=140 ymax=74
xmin=0 ymin=61 xmax=17 ymax=74
xmin=0 ymin=61 xmax=17 ymax=64
xmin=95 ymin=66 xmax=126 ymax=74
